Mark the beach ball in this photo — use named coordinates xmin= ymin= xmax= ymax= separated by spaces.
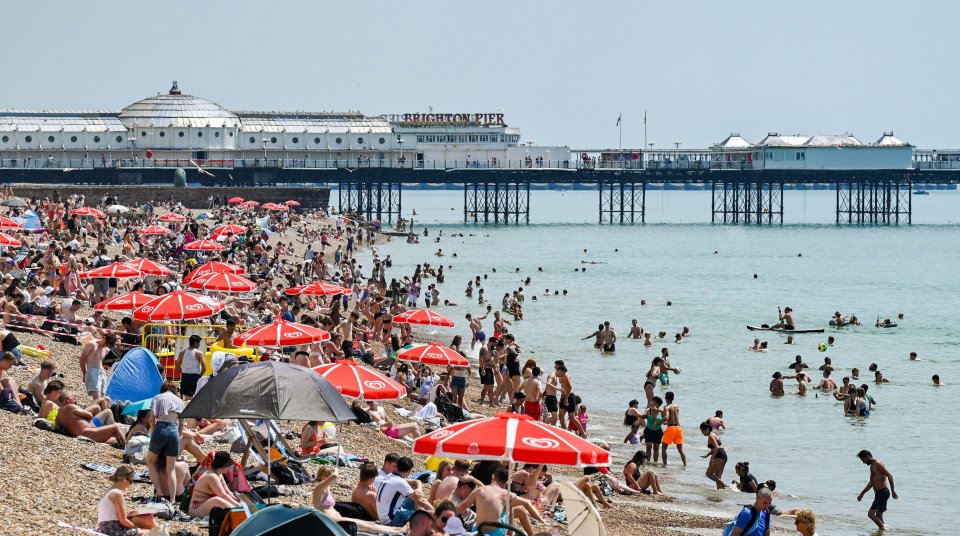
xmin=818 ymin=343 xmax=827 ymax=352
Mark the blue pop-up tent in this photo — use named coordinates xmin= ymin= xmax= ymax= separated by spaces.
xmin=105 ymin=347 xmax=164 ymax=403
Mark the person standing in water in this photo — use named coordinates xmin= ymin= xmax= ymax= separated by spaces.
xmin=857 ymin=450 xmax=897 ymax=530
xmin=661 ymin=391 xmax=687 ymax=466
xmin=700 ymin=421 xmax=728 ymax=489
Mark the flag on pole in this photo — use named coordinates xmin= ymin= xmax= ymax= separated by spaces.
xmin=644 ymin=111 xmax=647 ymax=125
xmin=616 ymin=113 xmax=622 ymax=126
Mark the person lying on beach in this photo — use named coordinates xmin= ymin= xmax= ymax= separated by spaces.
xmin=55 ymin=391 xmax=127 ymax=445
xmin=366 ymin=399 xmax=421 ymax=440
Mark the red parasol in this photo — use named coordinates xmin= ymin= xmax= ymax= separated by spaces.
xmin=284 ymin=200 xmax=301 ymax=206
xmin=0 ymin=216 xmax=23 ymax=230
xmin=79 ymin=262 xmax=142 ymax=279
xmin=184 ymin=239 xmax=226 ymax=251
xmin=94 ymin=291 xmax=155 ymax=311
xmin=414 ymin=412 xmax=610 ymax=467
xmin=123 ymin=258 xmax=173 ymax=276
xmin=158 ymin=213 xmax=186 ymax=222
xmin=70 ymin=207 xmax=106 ymax=219
xmin=243 ymin=200 xmax=260 ymax=207
xmin=184 ymin=262 xmax=245 ymax=282
xmin=0 ymin=233 xmax=22 ymax=248
xmin=285 ymin=282 xmax=353 ymax=296
xmin=133 ymin=290 xmax=225 ymax=322
xmin=312 ymin=359 xmax=406 ymax=400
xmin=261 ymin=202 xmax=285 ymax=211
xmin=227 ymin=197 xmax=245 ymax=204
xmin=212 ymin=224 xmax=248 ymax=236
xmin=392 ymin=308 xmax=455 ymax=327
xmin=139 ymin=225 xmax=171 ymax=236
xmin=397 ymin=343 xmax=469 ymax=367
xmin=186 ymin=272 xmax=257 ymax=293
xmin=233 ymin=319 xmax=330 ymax=347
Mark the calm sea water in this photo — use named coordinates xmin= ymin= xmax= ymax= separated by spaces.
xmin=353 ymin=189 xmax=960 ymax=535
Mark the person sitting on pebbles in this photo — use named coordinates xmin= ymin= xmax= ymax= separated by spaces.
xmin=55 ymin=390 xmax=127 ymax=445
xmin=365 ymin=399 xmax=421 ymax=441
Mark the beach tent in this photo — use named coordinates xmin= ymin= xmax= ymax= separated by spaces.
xmin=231 ymin=505 xmax=348 ymax=536
xmin=105 ymin=347 xmax=164 ymax=403
xmin=19 ymin=210 xmax=44 ymax=232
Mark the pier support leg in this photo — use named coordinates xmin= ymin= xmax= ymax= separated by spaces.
xmin=598 ymin=181 xmax=646 ymax=224
xmin=463 ymin=181 xmax=530 ymax=224
xmin=338 ymin=180 xmax=401 ymax=222
xmin=711 ymin=181 xmax=783 ymax=225
xmin=835 ymin=179 xmax=910 ymax=224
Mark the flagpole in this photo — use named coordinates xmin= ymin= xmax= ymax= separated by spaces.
xmin=644 ymin=111 xmax=648 ymax=153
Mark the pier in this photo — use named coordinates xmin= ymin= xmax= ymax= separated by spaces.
xmin=0 ymin=151 xmax=957 ymax=225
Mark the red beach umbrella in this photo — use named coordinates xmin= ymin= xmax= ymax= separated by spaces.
xmin=392 ymin=308 xmax=455 ymax=328
xmin=285 ymin=282 xmax=352 ymax=296
xmin=139 ymin=225 xmax=171 ymax=236
xmin=284 ymin=200 xmax=301 ymax=206
xmin=227 ymin=197 xmax=245 ymax=204
xmin=184 ymin=239 xmax=226 ymax=251
xmin=158 ymin=213 xmax=186 ymax=222
xmin=414 ymin=412 xmax=610 ymax=467
xmin=398 ymin=343 xmax=469 ymax=367
xmin=233 ymin=319 xmax=330 ymax=347
xmin=0 ymin=216 xmax=23 ymax=230
xmin=133 ymin=290 xmax=225 ymax=322
xmin=184 ymin=262 xmax=245 ymax=282
xmin=0 ymin=233 xmax=22 ymax=248
xmin=212 ymin=224 xmax=248 ymax=236
xmin=79 ymin=262 xmax=142 ymax=279
xmin=244 ymin=200 xmax=260 ymax=207
xmin=123 ymin=258 xmax=173 ymax=276
xmin=94 ymin=291 xmax=155 ymax=311
xmin=261 ymin=203 xmax=283 ymax=211
xmin=70 ymin=207 xmax=106 ymax=219
xmin=187 ymin=272 xmax=257 ymax=293
xmin=312 ymin=359 xmax=406 ymax=400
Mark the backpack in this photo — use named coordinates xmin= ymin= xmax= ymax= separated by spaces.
xmin=722 ymin=505 xmax=765 ymax=536
xmin=351 ymin=403 xmax=372 ymax=424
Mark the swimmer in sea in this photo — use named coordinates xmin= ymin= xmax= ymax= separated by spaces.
xmin=643 ymin=332 xmax=653 ymax=347
xmin=909 ymin=352 xmax=921 ymax=361
xmin=581 ymin=324 xmax=603 ymax=350
xmin=658 ymin=348 xmax=680 ymax=385
xmin=707 ymin=410 xmax=725 ymax=431
xmin=851 ymin=367 xmax=860 ymax=380
xmin=681 ymin=326 xmax=690 ymax=338
xmin=787 ymin=355 xmax=808 ymax=370
xmin=627 ymin=320 xmax=644 ymax=339
xmin=700 ymin=422 xmax=728 ymax=489
xmin=874 ymin=371 xmax=891 ymax=384
xmin=784 ymin=335 xmax=794 ymax=345
xmin=876 ymin=317 xmax=896 ymax=328
xmin=673 ymin=333 xmax=682 ymax=344
xmin=827 ymin=336 xmax=835 ymax=346
xmin=770 ymin=372 xmax=785 ymax=396
xmin=657 ymin=331 xmax=667 ymax=340
xmin=933 ymin=374 xmax=944 ymax=386
xmin=599 ymin=321 xmax=617 ymax=352
xmin=750 ymin=339 xmax=762 ymax=351
xmin=819 ymin=357 xmax=834 ymax=372
xmin=816 ymin=369 xmax=837 ymax=390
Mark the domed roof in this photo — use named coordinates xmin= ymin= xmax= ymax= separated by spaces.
xmin=119 ymin=81 xmax=238 ymax=129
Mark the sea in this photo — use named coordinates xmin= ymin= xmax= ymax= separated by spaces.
xmin=353 ymin=188 xmax=960 ymax=535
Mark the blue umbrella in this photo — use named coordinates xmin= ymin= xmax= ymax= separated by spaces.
xmin=122 ymin=397 xmax=154 ymax=417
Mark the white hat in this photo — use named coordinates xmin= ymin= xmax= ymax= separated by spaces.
xmin=443 ymin=516 xmax=468 ymax=535
xmin=43 ymin=286 xmax=55 ymax=294
xmin=84 ymin=317 xmax=96 ymax=325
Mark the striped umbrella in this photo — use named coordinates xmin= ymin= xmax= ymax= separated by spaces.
xmin=139 ymin=225 xmax=171 ymax=236
xmin=184 ymin=239 xmax=226 ymax=251
xmin=94 ymin=291 xmax=155 ymax=311
xmin=212 ymin=224 xmax=248 ymax=236
xmin=158 ymin=213 xmax=186 ymax=222
xmin=123 ymin=258 xmax=173 ymax=276
xmin=285 ymin=282 xmax=352 ymax=296
xmin=227 ymin=197 xmax=245 ymax=204
xmin=0 ymin=216 xmax=23 ymax=230
xmin=70 ymin=207 xmax=106 ymax=219
xmin=0 ymin=233 xmax=22 ymax=248
xmin=392 ymin=308 xmax=455 ymax=327
xmin=233 ymin=319 xmax=330 ymax=347
xmin=186 ymin=272 xmax=257 ymax=293
xmin=398 ymin=343 xmax=469 ymax=367
xmin=184 ymin=262 xmax=245 ymax=282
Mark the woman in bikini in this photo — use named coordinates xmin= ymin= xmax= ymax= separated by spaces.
xmin=644 ymin=357 xmax=662 ymax=405
xmin=622 ymin=451 xmax=665 ymax=495
xmin=188 ymin=452 xmax=241 ymax=518
xmin=700 ymin=421 xmax=728 ymax=490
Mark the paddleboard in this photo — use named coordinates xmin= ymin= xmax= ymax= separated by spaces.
xmin=746 ymin=325 xmax=825 ymax=334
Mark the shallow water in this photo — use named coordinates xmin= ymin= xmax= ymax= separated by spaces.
xmin=353 ymin=189 xmax=960 ymax=535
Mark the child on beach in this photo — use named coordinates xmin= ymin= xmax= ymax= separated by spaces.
xmin=572 ymin=403 xmax=589 ymax=438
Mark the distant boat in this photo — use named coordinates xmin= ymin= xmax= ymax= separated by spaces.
xmin=913 ymin=190 xmax=930 ymax=195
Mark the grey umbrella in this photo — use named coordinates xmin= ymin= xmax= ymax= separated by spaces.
xmin=181 ymin=360 xmax=355 ymax=422
xmin=0 ymin=198 xmax=28 ymax=208
xmin=181 ymin=361 xmax=355 ymax=501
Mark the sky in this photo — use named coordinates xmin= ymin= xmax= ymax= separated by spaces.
xmin=3 ymin=1 xmax=957 ymax=150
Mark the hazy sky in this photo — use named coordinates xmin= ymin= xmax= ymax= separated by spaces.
xmin=4 ymin=1 xmax=956 ymax=149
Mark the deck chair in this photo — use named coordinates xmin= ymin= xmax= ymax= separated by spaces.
xmin=237 ymin=420 xmax=285 ymax=475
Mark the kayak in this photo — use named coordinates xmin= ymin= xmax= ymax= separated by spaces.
xmin=746 ymin=325 xmax=825 ymax=334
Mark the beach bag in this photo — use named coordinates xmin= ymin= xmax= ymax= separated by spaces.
xmin=350 ymin=403 xmax=371 ymax=424
xmin=124 ymin=435 xmax=151 ymax=465
xmin=722 ymin=505 xmax=764 ymax=536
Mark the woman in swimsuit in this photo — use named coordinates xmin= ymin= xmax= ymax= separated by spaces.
xmin=644 ymin=357 xmax=662 ymax=405
xmin=188 ymin=452 xmax=241 ymax=518
xmin=733 ymin=462 xmax=759 ymax=493
xmin=623 ymin=451 xmax=665 ymax=495
xmin=700 ymin=421 xmax=728 ymax=489
xmin=311 ymin=466 xmax=404 ymax=534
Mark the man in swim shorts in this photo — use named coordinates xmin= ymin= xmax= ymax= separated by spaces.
xmin=458 ymin=467 xmax=512 ymax=536
xmin=660 ymin=391 xmax=687 ymax=466
xmin=857 ymin=450 xmax=897 ymax=530
xmin=543 ymin=362 xmax=561 ymax=425
xmin=521 ymin=366 xmax=543 ymax=421
xmin=466 ymin=312 xmax=488 ymax=350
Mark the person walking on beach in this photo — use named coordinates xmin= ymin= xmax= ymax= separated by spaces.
xmin=700 ymin=421 xmax=728 ymax=489
xmin=543 ymin=362 xmax=562 ymax=425
xmin=727 ymin=488 xmax=773 ymax=536
xmin=521 ymin=366 xmax=543 ymax=421
xmin=857 ymin=450 xmax=897 ymax=530
xmin=466 ymin=311 xmax=488 ymax=350
xmin=661 ymin=391 xmax=687 ymax=466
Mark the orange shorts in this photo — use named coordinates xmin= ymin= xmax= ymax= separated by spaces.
xmin=662 ymin=425 xmax=683 ymax=445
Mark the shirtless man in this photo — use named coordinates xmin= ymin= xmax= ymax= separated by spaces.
xmin=770 ymin=372 xmax=785 ymax=396
xmin=543 ymin=362 xmax=562 ymax=425
xmin=660 ymin=391 xmax=687 ymax=466
xmin=466 ymin=312 xmax=488 ymax=350
xmin=627 ymin=319 xmax=644 ymax=339
xmin=857 ymin=450 xmax=897 ymax=530
xmin=816 ymin=369 xmax=837 ymax=390
xmin=458 ymin=468 xmax=513 ymax=536
xmin=82 ymin=333 xmax=117 ymax=399
xmin=55 ymin=391 xmax=126 ymax=445
xmin=521 ymin=367 xmax=543 ymax=421
xmin=770 ymin=307 xmax=795 ymax=330
xmin=599 ymin=321 xmax=617 ymax=353
xmin=557 ymin=365 xmax=583 ymax=435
